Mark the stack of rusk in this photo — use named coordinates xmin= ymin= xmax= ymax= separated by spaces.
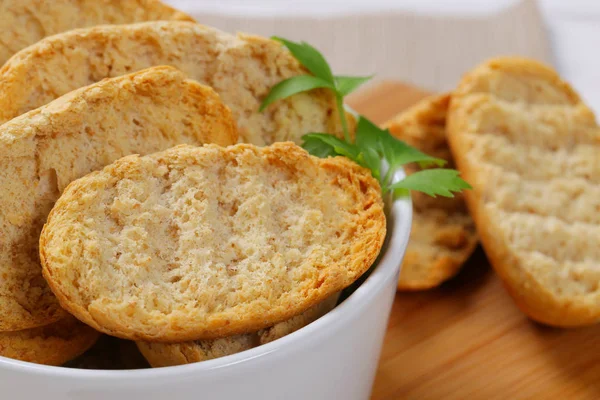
xmin=0 ymin=0 xmax=386 ymax=367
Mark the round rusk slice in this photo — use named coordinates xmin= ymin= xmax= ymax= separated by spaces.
xmin=384 ymin=94 xmax=478 ymax=290
xmin=0 ymin=66 xmax=237 ymax=331
xmin=447 ymin=57 xmax=600 ymax=327
xmin=40 ymin=143 xmax=385 ymax=342
xmin=0 ymin=316 xmax=100 ymax=366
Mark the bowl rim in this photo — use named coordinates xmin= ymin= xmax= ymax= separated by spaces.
xmin=0 ymin=183 xmax=412 ymax=380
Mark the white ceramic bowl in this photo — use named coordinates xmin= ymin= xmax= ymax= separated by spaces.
xmin=0 ymin=191 xmax=411 ymax=400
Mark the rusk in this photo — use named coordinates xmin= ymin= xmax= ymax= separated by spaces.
xmin=384 ymin=94 xmax=478 ymax=290
xmin=40 ymin=143 xmax=385 ymax=341
xmin=0 ymin=21 xmax=341 ymax=144
xmin=0 ymin=316 xmax=100 ymax=365
xmin=447 ymin=57 xmax=600 ymax=326
xmin=137 ymin=294 xmax=339 ymax=367
xmin=0 ymin=66 xmax=237 ymax=331
xmin=0 ymin=0 xmax=192 ymax=66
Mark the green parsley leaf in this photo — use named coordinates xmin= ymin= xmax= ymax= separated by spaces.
xmin=302 ymin=133 xmax=382 ymax=181
xmin=354 ymin=116 xmax=384 ymax=181
xmin=355 ymin=115 xmax=381 ymax=150
xmin=380 ymin=131 xmax=446 ymax=169
xmin=272 ymin=37 xmax=335 ymax=84
xmin=302 ymin=116 xmax=471 ymax=198
xmin=358 ymin=147 xmax=382 ymax=182
xmin=335 ymin=75 xmax=373 ymax=96
xmin=259 ymin=75 xmax=334 ymax=112
xmin=389 ymin=169 xmax=472 ymax=198
xmin=264 ymin=36 xmax=471 ymax=200
xmin=302 ymin=133 xmax=361 ymax=161
xmin=302 ymin=136 xmax=337 ymax=158
xmin=356 ymin=116 xmax=446 ymax=169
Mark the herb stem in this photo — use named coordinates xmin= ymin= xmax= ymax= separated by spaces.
xmin=335 ymin=94 xmax=351 ymax=142
xmin=382 ymin=167 xmax=395 ymax=192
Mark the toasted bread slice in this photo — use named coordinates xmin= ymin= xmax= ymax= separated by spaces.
xmin=0 ymin=316 xmax=100 ymax=366
xmin=40 ymin=143 xmax=385 ymax=342
xmin=447 ymin=57 xmax=600 ymax=326
xmin=384 ymin=94 xmax=478 ymax=290
xmin=0 ymin=0 xmax=192 ymax=66
xmin=0 ymin=21 xmax=341 ymax=144
xmin=0 ymin=66 xmax=237 ymax=331
xmin=137 ymin=294 xmax=339 ymax=367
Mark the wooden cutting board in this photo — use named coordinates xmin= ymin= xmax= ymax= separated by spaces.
xmin=346 ymin=82 xmax=600 ymax=400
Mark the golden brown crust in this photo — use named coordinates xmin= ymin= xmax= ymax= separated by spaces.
xmin=0 ymin=21 xmax=340 ymax=144
xmin=0 ymin=316 xmax=100 ymax=366
xmin=0 ymin=0 xmax=192 ymax=66
xmin=40 ymin=143 xmax=385 ymax=342
xmin=0 ymin=66 xmax=237 ymax=331
xmin=384 ymin=94 xmax=478 ymax=290
xmin=138 ymin=334 xmax=258 ymax=368
xmin=136 ymin=294 xmax=339 ymax=367
xmin=447 ymin=56 xmax=600 ymax=326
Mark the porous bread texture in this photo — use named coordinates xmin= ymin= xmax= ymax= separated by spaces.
xmin=0 ymin=66 xmax=237 ymax=331
xmin=137 ymin=294 xmax=339 ymax=367
xmin=40 ymin=143 xmax=385 ymax=342
xmin=447 ymin=56 xmax=600 ymax=326
xmin=0 ymin=316 xmax=100 ymax=366
xmin=0 ymin=21 xmax=341 ymax=145
xmin=0 ymin=0 xmax=192 ymax=66
xmin=384 ymin=94 xmax=478 ymax=290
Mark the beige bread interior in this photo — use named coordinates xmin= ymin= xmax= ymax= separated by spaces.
xmin=0 ymin=0 xmax=192 ymax=66
xmin=384 ymin=94 xmax=478 ymax=290
xmin=447 ymin=57 xmax=600 ymax=326
xmin=0 ymin=66 xmax=237 ymax=331
xmin=40 ymin=143 xmax=385 ymax=342
xmin=0 ymin=21 xmax=342 ymax=145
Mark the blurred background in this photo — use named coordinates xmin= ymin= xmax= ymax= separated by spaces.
xmin=164 ymin=0 xmax=600 ymax=112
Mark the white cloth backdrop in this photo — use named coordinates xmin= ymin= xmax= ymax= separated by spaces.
xmin=164 ymin=0 xmax=600 ymax=113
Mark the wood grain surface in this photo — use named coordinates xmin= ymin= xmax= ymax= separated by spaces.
xmin=346 ymin=82 xmax=600 ymax=400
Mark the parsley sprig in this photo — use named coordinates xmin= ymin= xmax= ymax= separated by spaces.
xmin=259 ymin=37 xmax=370 ymax=142
xmin=260 ymin=38 xmax=471 ymax=198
